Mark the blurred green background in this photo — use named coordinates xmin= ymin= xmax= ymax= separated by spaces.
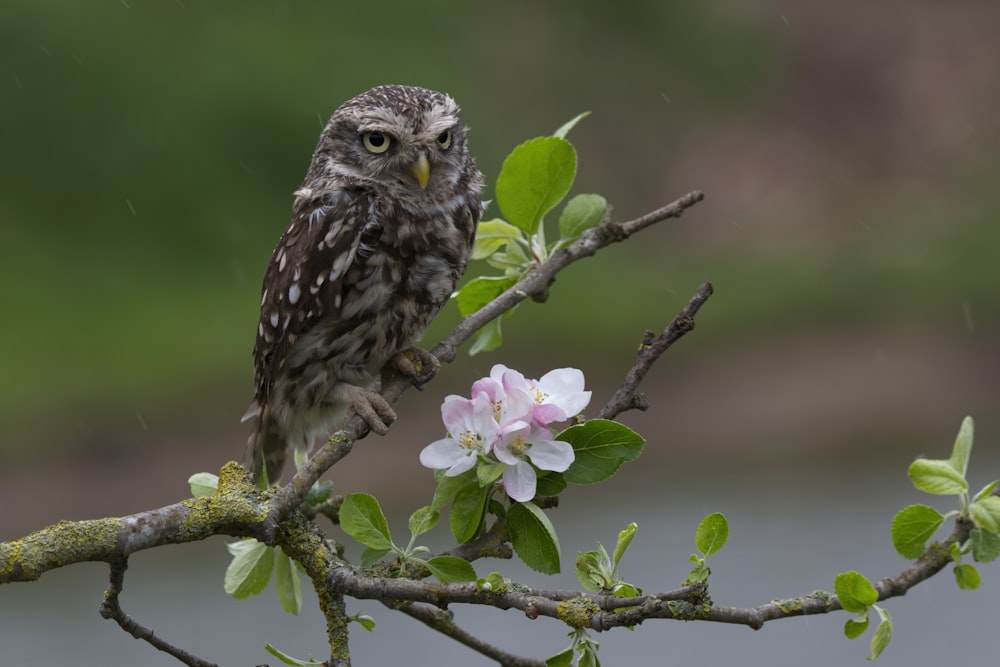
xmin=3 ymin=0 xmax=999 ymax=516
xmin=1 ymin=1 xmax=999 ymax=662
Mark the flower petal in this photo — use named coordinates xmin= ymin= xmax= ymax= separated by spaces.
xmin=440 ymin=395 xmax=473 ymax=432
xmin=503 ymin=461 xmax=537 ymax=502
xmin=492 ymin=422 xmax=529 ymax=465
xmin=500 ymin=388 xmax=536 ymax=428
xmin=535 ymin=368 xmax=591 ymax=420
xmin=500 ymin=366 xmax=531 ymax=394
xmin=471 ymin=376 xmax=503 ymax=403
xmin=419 ymin=438 xmax=465 ymax=470
xmin=524 ymin=438 xmax=575 ymax=472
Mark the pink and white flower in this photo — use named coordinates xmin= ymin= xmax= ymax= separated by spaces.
xmin=480 ymin=364 xmax=591 ymax=426
xmin=419 ymin=392 xmax=498 ymax=476
xmin=527 ymin=367 xmax=591 ymax=425
xmin=421 ymin=365 xmax=589 ymax=502
xmin=493 ymin=421 xmax=574 ymax=502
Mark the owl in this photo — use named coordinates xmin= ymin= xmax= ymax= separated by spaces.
xmin=243 ymin=85 xmax=484 ymax=484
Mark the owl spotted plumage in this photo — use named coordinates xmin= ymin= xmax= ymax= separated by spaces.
xmin=244 ymin=85 xmax=484 ymax=484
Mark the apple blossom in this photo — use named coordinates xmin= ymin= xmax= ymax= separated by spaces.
xmin=419 ymin=392 xmax=498 ymax=476
xmin=493 ymin=421 xmax=575 ymax=502
xmin=421 ymin=365 xmax=589 ymax=502
xmin=528 ymin=367 xmax=591 ymax=424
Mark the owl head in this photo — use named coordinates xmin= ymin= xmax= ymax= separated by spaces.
xmin=313 ymin=85 xmax=475 ymax=201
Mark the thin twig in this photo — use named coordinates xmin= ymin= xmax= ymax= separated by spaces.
xmin=99 ymin=557 xmax=217 ymax=667
xmin=599 ymin=280 xmax=714 ymax=420
xmin=393 ymin=601 xmax=545 ymax=667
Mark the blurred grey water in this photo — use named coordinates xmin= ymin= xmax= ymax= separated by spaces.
xmin=2 ymin=454 xmax=997 ymax=666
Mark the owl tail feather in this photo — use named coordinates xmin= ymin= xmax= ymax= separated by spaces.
xmin=244 ymin=404 xmax=288 ymax=486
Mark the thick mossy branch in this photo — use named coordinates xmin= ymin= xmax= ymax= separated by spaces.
xmin=0 ymin=462 xmax=268 ymax=584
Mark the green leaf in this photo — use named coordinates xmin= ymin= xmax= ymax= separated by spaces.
xmin=188 ymin=472 xmax=218 ymax=498
xmin=890 ymin=504 xmax=944 ymax=558
xmin=360 ymin=546 xmax=392 ymax=569
xmin=834 ymin=571 xmax=878 ymax=614
xmin=273 ymin=550 xmax=302 ymax=615
xmin=352 ymin=614 xmax=376 ymax=632
xmin=305 ymin=479 xmax=334 ymax=506
xmin=408 ymin=506 xmax=439 ymax=539
xmin=469 ymin=318 xmax=505 ymax=356
xmin=695 ymin=513 xmax=729 ymax=557
xmin=948 ymin=416 xmax=974 ymax=478
xmin=613 ymin=522 xmax=638 ymax=567
xmin=546 ymin=647 xmax=575 ymax=667
xmin=553 ymin=111 xmax=590 ymax=139
xmin=578 ymin=639 xmax=601 ymax=667
xmin=908 ymin=458 xmax=968 ymax=495
xmin=954 ymin=563 xmax=982 ymax=590
xmin=534 ymin=471 xmax=567 ymax=496
xmin=560 ymin=419 xmax=645 ymax=484
xmin=450 ymin=481 xmax=490 ymax=543
xmin=969 ymin=495 xmax=1000 ymax=533
xmin=611 ymin=582 xmax=641 ymax=599
xmin=558 ymin=194 xmax=606 ymax=246
xmin=685 ymin=561 xmax=709 ymax=584
xmin=431 ymin=469 xmax=476 ymax=511
xmin=224 ymin=539 xmax=274 ymax=599
xmin=575 ymin=550 xmax=608 ymax=592
xmin=868 ymin=606 xmax=892 ymax=661
xmin=476 ymin=459 xmax=507 ymax=486
xmin=972 ymin=480 xmax=999 ymax=503
xmin=264 ymin=643 xmax=324 ymax=666
xmin=496 ymin=136 xmax=577 ymax=235
xmin=970 ymin=527 xmax=1000 ymax=563
xmin=478 ymin=571 xmax=506 ymax=592
xmin=424 ymin=555 xmax=478 ymax=583
xmin=508 ymin=501 xmax=562 ymax=574
xmin=485 ymin=243 xmax=530 ymax=272
xmin=472 ymin=218 xmax=524 ymax=260
xmin=844 ymin=614 xmax=870 ymax=640
xmin=456 ymin=275 xmax=517 ymax=317
xmin=339 ymin=493 xmax=393 ymax=550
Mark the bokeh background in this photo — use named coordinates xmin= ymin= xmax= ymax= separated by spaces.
xmin=2 ymin=1 xmax=999 ymax=665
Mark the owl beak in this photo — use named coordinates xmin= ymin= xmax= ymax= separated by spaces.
xmin=409 ymin=152 xmax=430 ymax=190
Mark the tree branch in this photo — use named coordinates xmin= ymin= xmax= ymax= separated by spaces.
xmin=598 ymin=280 xmax=714 ymax=420
xmin=393 ymin=601 xmax=546 ymax=667
xmin=325 ymin=514 xmax=971 ymax=633
xmin=100 ymin=557 xmax=217 ymax=667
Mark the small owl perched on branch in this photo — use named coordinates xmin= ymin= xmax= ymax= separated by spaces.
xmin=243 ymin=85 xmax=484 ymax=484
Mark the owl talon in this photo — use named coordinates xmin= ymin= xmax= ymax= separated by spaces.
xmin=392 ymin=348 xmax=440 ymax=389
xmin=346 ymin=388 xmax=396 ymax=436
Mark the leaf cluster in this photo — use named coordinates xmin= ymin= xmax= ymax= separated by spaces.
xmin=455 ymin=113 xmax=608 ymax=353
xmin=891 ymin=417 xmax=1000 ymax=585
xmin=431 ymin=419 xmax=644 ymax=575
xmin=835 ymin=416 xmax=1000 ymax=661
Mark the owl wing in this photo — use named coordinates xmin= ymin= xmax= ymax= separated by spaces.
xmin=247 ymin=186 xmax=376 ymax=416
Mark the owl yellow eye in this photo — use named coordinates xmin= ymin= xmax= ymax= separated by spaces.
xmin=436 ymin=130 xmax=453 ymax=150
xmin=362 ymin=131 xmax=391 ymax=154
